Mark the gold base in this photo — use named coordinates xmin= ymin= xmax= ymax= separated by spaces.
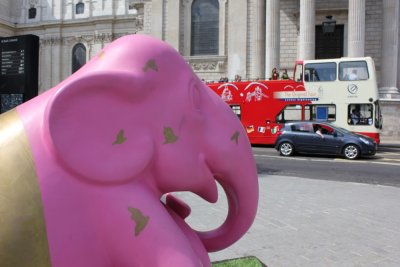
xmin=0 ymin=109 xmax=51 ymax=266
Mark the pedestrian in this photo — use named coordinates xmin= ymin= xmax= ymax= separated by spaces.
xmin=272 ymin=68 xmax=279 ymax=80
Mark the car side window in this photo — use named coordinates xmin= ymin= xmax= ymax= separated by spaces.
xmin=313 ymin=124 xmax=333 ymax=135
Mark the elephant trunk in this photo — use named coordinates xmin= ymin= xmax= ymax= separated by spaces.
xmin=197 ymin=156 xmax=259 ymax=252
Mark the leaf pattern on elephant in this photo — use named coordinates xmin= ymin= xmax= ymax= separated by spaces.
xmin=112 ymin=129 xmax=127 ymax=145
xmin=142 ymin=59 xmax=158 ymax=73
xmin=163 ymin=127 xmax=178 ymax=144
xmin=128 ymin=207 xmax=150 ymax=237
xmin=231 ymin=131 xmax=240 ymax=145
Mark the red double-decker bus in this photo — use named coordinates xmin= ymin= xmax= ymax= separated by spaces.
xmin=207 ymin=57 xmax=383 ymax=145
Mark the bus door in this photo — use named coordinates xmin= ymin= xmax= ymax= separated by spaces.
xmin=375 ymin=100 xmax=383 ymax=130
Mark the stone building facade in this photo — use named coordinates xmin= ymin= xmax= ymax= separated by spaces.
xmin=0 ymin=0 xmax=399 ymax=140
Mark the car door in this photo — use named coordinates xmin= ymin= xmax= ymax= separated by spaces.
xmin=291 ymin=123 xmax=316 ymax=153
xmin=312 ymin=124 xmax=343 ymax=155
xmin=320 ymin=134 xmax=343 ymax=154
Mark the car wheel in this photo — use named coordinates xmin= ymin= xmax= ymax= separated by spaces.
xmin=279 ymin=142 xmax=294 ymax=156
xmin=343 ymin=144 xmax=360 ymax=160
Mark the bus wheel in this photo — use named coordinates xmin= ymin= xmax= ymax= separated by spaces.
xmin=279 ymin=142 xmax=294 ymax=156
xmin=343 ymin=144 xmax=360 ymax=160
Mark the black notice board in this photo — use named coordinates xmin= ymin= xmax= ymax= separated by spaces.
xmin=0 ymin=34 xmax=39 ymax=113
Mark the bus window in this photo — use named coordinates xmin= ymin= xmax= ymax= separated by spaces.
xmin=304 ymin=62 xmax=336 ymax=82
xmin=294 ymin=64 xmax=303 ymax=82
xmin=339 ymin=61 xmax=369 ymax=81
xmin=347 ymin=104 xmax=373 ymax=125
xmin=276 ymin=105 xmax=302 ymax=123
xmin=230 ymin=105 xmax=241 ymax=119
xmin=305 ymin=104 xmax=336 ymax=122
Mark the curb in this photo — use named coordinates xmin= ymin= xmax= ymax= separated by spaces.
xmin=379 ymin=142 xmax=400 ymax=148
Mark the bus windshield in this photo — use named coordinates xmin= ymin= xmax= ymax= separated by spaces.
xmin=339 ymin=61 xmax=369 ymax=81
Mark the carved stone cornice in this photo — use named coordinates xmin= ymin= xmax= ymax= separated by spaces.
xmin=182 ymin=0 xmax=194 ymax=8
xmin=93 ymin=33 xmax=114 ymax=43
xmin=61 ymin=33 xmax=113 ymax=46
xmin=28 ymin=0 xmax=39 ymax=6
xmin=40 ymin=36 xmax=62 ymax=46
xmin=185 ymin=55 xmax=227 ymax=73
xmin=113 ymin=33 xmax=126 ymax=40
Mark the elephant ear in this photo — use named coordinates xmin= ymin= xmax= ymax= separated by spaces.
xmin=44 ymin=71 xmax=154 ymax=184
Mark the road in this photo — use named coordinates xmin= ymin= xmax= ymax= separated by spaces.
xmin=252 ymin=144 xmax=400 ymax=187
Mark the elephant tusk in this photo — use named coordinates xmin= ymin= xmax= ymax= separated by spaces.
xmin=165 ymin=193 xmax=192 ymax=219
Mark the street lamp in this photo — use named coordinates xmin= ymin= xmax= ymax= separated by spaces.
xmin=322 ymin=15 xmax=336 ymax=34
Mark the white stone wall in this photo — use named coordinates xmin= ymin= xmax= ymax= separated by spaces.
xmin=247 ymin=0 xmax=265 ymax=80
xmin=142 ymin=1 xmax=152 ymax=34
xmin=0 ymin=22 xmax=15 ymax=36
xmin=0 ymin=0 xmax=11 ymax=22
xmin=365 ymin=0 xmax=383 ymax=85
xmin=1 ymin=0 xmax=146 ymax=92
xmin=226 ymin=0 xmax=247 ymax=79
xmin=0 ymin=0 xmax=390 ymax=88
xmin=280 ymin=0 xmax=298 ymax=72
xmin=316 ymin=0 xmax=348 ymax=9
xmin=10 ymin=0 xmax=144 ymax=24
xmin=380 ymin=100 xmax=400 ymax=141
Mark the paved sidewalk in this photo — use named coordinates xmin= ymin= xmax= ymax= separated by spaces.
xmin=176 ymin=175 xmax=400 ymax=267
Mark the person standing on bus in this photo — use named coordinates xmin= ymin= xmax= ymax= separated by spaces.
xmin=281 ymin=69 xmax=289 ymax=80
xmin=272 ymin=68 xmax=279 ymax=80
xmin=234 ymin=74 xmax=242 ymax=82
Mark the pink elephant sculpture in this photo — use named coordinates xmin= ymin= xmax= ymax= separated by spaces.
xmin=0 ymin=34 xmax=259 ymax=267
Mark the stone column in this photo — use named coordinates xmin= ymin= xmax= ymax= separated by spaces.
xmin=265 ymin=0 xmax=279 ymax=79
xmin=38 ymin=40 xmax=49 ymax=94
xmin=60 ymin=38 xmax=69 ymax=82
xmin=151 ymin=0 xmax=164 ymax=40
xmin=227 ymin=0 xmax=247 ymax=79
xmin=51 ymin=37 xmax=61 ymax=87
xmin=165 ymin=1 xmax=180 ymax=50
xmin=39 ymin=37 xmax=53 ymax=92
xmin=218 ymin=0 xmax=227 ymax=57
xmin=298 ymin=0 xmax=315 ymax=60
xmin=182 ymin=0 xmax=193 ymax=56
xmin=348 ymin=0 xmax=365 ymax=57
xmin=248 ymin=0 xmax=265 ymax=79
xmin=380 ymin=0 xmax=400 ymax=98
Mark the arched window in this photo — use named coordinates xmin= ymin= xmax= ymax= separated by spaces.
xmin=191 ymin=0 xmax=219 ymax=56
xmin=28 ymin=7 xmax=37 ymax=19
xmin=76 ymin=2 xmax=85 ymax=14
xmin=72 ymin=43 xmax=86 ymax=73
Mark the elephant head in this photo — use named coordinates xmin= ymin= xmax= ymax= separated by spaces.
xmin=43 ymin=35 xmax=258 ymax=254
